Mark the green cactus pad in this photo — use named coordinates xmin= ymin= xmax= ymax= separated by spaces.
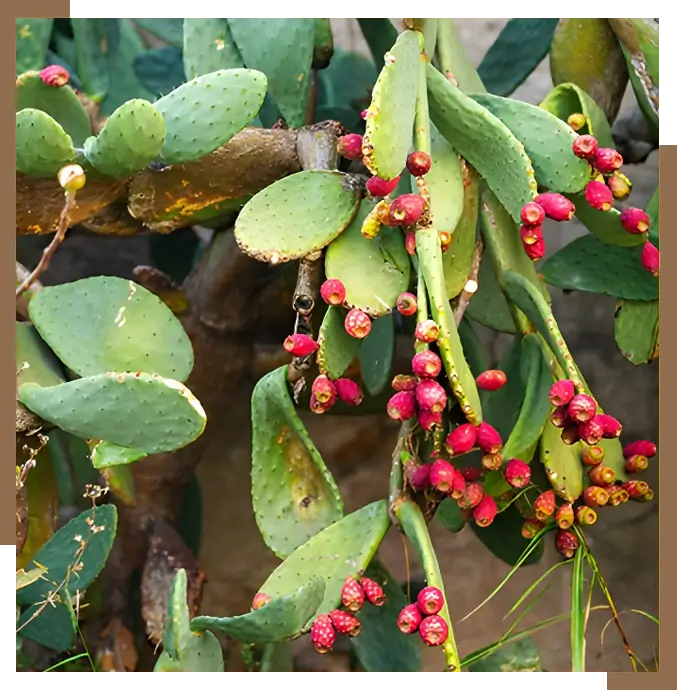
xmin=466 ymin=259 xmax=517 ymax=334
xmin=363 ymin=30 xmax=420 ymax=180
xmin=134 ymin=19 xmax=184 ymax=48
xmin=646 ymin=186 xmax=659 ymax=248
xmin=71 ymin=19 xmax=120 ymax=101
xmin=260 ymin=642 xmax=294 ymax=671
xmin=467 ymin=637 xmax=542 ymax=672
xmin=16 ymin=108 xmax=76 ymax=177
xmin=18 ymin=372 xmax=206 ymax=455
xmin=313 ymin=19 xmax=334 ymax=69
xmin=317 ymin=306 xmax=362 ymax=381
xmin=458 ymin=318 xmax=489 ymax=378
xmin=154 ymin=69 xmax=267 ymax=165
xmin=436 ymin=497 xmax=466 ymax=533
xmin=566 ymin=196 xmax=645 ymax=247
xmin=614 ymin=299 xmax=659 ymax=365
xmin=84 ymin=99 xmax=166 ymax=178
xmin=15 ymin=322 xmax=65 ymax=389
xmin=16 ymin=505 xmax=117 ymax=651
xmin=191 ymin=578 xmax=325 ymax=644
xmin=539 ymin=420 xmax=583 ymax=502
xmin=435 ymin=20 xmax=486 ymax=94
xmin=470 ymin=93 xmax=590 ymax=194
xmin=427 ymin=63 xmax=537 ymax=223
xmin=442 ymin=165 xmax=480 ymax=298
xmin=183 ymin=19 xmax=244 ymax=81
xmin=16 ymin=19 xmax=54 ymax=74
xmin=91 ymin=441 xmax=148 ymax=469
xmin=235 ymin=170 xmax=361 ymax=264
xmin=539 ymin=235 xmax=658 ymax=301
xmin=358 ymin=314 xmax=395 ymax=396
xmin=228 ymin=19 xmax=314 ymax=128
xmin=28 ymin=276 xmax=194 ymax=381
xmin=16 ymin=72 xmax=93 ymax=147
xmin=256 ymin=501 xmax=389 ymax=622
xmin=251 ymin=365 xmax=343 ymax=559
xmin=134 ymin=46 xmax=186 ymax=97
xmin=324 ymin=198 xmax=410 ymax=316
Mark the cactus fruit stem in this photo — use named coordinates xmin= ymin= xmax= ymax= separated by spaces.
xmin=415 ymin=269 xmax=430 ymax=354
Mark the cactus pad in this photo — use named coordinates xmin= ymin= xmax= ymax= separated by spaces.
xmin=235 ymin=170 xmax=361 ymax=264
xmin=191 ymin=578 xmax=325 ymax=644
xmin=358 ymin=314 xmax=395 ymax=396
xmin=71 ymin=19 xmax=120 ymax=101
xmin=539 ymin=419 xmax=583 ymax=502
xmin=28 ymin=276 xmax=194 ymax=381
xmin=16 ymin=109 xmax=76 ymax=177
xmin=90 ymin=441 xmax=147 ymax=469
xmin=564 ymin=195 xmax=644 ymax=247
xmin=16 ymin=19 xmax=54 ymax=74
xmin=317 ymin=307 xmax=362 ymax=381
xmin=251 ymin=366 xmax=343 ymax=558
xmin=154 ymin=69 xmax=267 ymax=164
xmin=256 ymin=500 xmax=389 ymax=622
xmin=18 ymin=372 xmax=206 ymax=455
xmin=426 ymin=63 xmax=537 ymax=223
xmin=363 ymin=30 xmax=420 ymax=180
xmin=324 ymin=198 xmax=411 ymax=316
xmin=466 ymin=259 xmax=517 ymax=334
xmin=83 ymin=99 xmax=166 ymax=178
xmin=15 ymin=322 xmax=65 ymax=389
xmin=614 ymin=299 xmax=659 ymax=366
xmin=471 ymin=93 xmax=591 ymax=194
xmin=183 ymin=19 xmax=244 ymax=80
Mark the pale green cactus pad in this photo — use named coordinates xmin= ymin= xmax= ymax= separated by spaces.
xmin=256 ymin=501 xmax=389 ymax=623
xmin=363 ymin=30 xmax=420 ymax=180
xmin=71 ymin=19 xmax=119 ymax=101
xmin=564 ymin=196 xmax=645 ymax=248
xmin=154 ymin=69 xmax=267 ymax=164
xmin=358 ymin=314 xmax=395 ymax=396
xmin=317 ymin=306 xmax=362 ymax=381
xmin=466 ymin=259 xmax=517 ymax=334
xmin=28 ymin=276 xmax=194 ymax=382
xmin=191 ymin=578 xmax=325 ymax=644
xmin=183 ymin=19 xmax=244 ymax=81
xmin=614 ymin=299 xmax=659 ymax=366
xmin=235 ymin=170 xmax=362 ymax=263
xmin=18 ymin=372 xmax=206 ymax=455
xmin=15 ymin=322 xmax=65 ymax=389
xmin=426 ymin=63 xmax=537 ymax=223
xmin=539 ymin=418 xmax=584 ymax=502
xmin=90 ymin=440 xmax=148 ymax=469
xmin=324 ymin=198 xmax=410 ymax=317
xmin=251 ymin=366 xmax=343 ymax=559
xmin=16 ymin=19 xmax=54 ymax=74
xmin=16 ymin=109 xmax=76 ymax=177
xmin=99 ymin=465 xmax=136 ymax=505
xmin=471 ymin=93 xmax=591 ymax=193
xmin=83 ymin=99 xmax=166 ymax=178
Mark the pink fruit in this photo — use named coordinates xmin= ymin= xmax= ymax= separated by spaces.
xmin=523 ymin=237 xmax=546 ymax=261
xmin=481 ymin=452 xmax=503 ymax=471
xmin=625 ymin=454 xmax=649 ymax=474
xmin=429 ymin=459 xmax=456 ymax=493
xmin=473 ymin=494 xmax=498 ymax=527
xmin=607 ymin=485 xmax=629 ymax=507
xmin=549 ymin=379 xmax=575 ymax=406
xmin=550 ymin=406 xmax=569 ymax=428
xmin=583 ymin=485 xmax=609 ymax=508
xmin=521 ymin=202 xmax=545 ymax=227
xmin=418 ymin=615 xmax=449 ymax=646
xmin=388 ymin=193 xmax=427 ymax=226
xmin=504 ymin=458 xmax=531 ymax=489
xmin=337 ymin=133 xmax=364 ymax=160
xmin=251 ymin=592 xmax=271 ymax=610
xmin=409 ymin=463 xmax=431 ymax=491
xmin=334 ymin=378 xmax=363 ymax=406
xmin=476 ymin=421 xmax=503 ymax=454
xmin=555 ymin=504 xmax=575 ymax=530
xmin=522 ymin=518 xmax=545 ymax=539
xmin=585 ymin=180 xmax=613 ymax=211
xmin=534 ymin=192 xmax=575 ymax=221
xmin=608 ymin=173 xmax=632 ymax=200
xmin=396 ymin=292 xmax=417 ymax=316
xmin=578 ymin=416 xmax=604 ymax=445
xmin=418 ymin=409 xmax=443 ymax=431
xmin=283 ymin=333 xmax=319 ymax=357
xmin=412 ymin=350 xmax=442 ymax=379
xmin=345 ymin=308 xmax=372 ymax=338
xmin=320 ymin=278 xmax=347 ymax=305
xmin=534 ymin=490 xmax=556 ymax=520
xmin=475 ymin=369 xmax=508 ymax=391
xmin=581 ymin=445 xmax=605 ymax=467
xmin=310 ymin=392 xmax=333 ymax=414
xmin=622 ymin=440 xmax=656 ymax=459
xmin=311 ymin=614 xmax=336 ymax=653
xmin=641 ymin=241 xmax=659 ymax=276
xmin=567 ymin=393 xmax=597 ymax=423
xmin=416 ymin=586 xmax=444 ymax=615
xmin=387 ymin=391 xmax=417 ymax=422
xmin=328 ymin=609 xmax=361 ymax=637
xmin=404 ymin=231 xmax=417 ymax=256
xmin=360 ymin=577 xmax=386 ymax=606
xmin=520 ymin=224 xmax=543 ymax=246
xmin=312 ymin=374 xmax=337 ymax=405
xmin=556 ymin=529 xmax=579 ymax=558
xmin=460 ymin=467 xmax=482 ymax=482
xmin=406 ymin=151 xmax=432 ymax=177
xmin=623 ymin=480 xmax=650 ymax=499
xmin=391 ymin=374 xmax=417 ymax=392
xmin=457 ymin=482 xmax=484 ymax=510
xmin=360 ymin=109 xmax=368 ymax=120
xmin=572 ymin=134 xmax=598 ymax=160
xmin=39 ymin=64 xmax=69 ymax=87
xmin=341 ymin=577 xmax=365 ymax=612
xmin=589 ymin=465 xmax=615 ymax=486
xmin=449 ymin=471 xmax=466 ymax=499
xmin=416 ymin=379 xmax=447 ymax=413
xmin=366 ymin=175 xmax=400 ymax=197
xmin=397 ymin=603 xmax=423 ymax=634
xmin=597 ymin=413 xmax=622 ymax=439
xmin=561 ymin=423 xmax=581 ymax=445
xmin=594 ymin=147 xmax=623 ymax=174
xmin=620 ymin=207 xmax=650 ymax=234
xmin=414 ymin=319 xmax=439 ymax=343
xmin=445 ymin=423 xmax=477 ymax=455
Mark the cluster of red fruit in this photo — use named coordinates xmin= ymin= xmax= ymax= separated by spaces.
xmin=397 ymin=586 xmax=449 ymax=646
xmin=308 ymin=576 xmax=386 ymax=654
xmin=38 ymin=64 xmax=70 ymax=87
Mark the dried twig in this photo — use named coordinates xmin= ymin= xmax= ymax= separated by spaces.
xmin=452 ymin=233 xmax=484 ymax=326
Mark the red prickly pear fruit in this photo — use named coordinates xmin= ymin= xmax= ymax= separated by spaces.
xmin=623 ymin=480 xmax=650 ymax=500
xmin=620 ymin=207 xmax=650 ymax=234
xmin=310 ymin=392 xmax=333 ymax=414
xmin=337 ymin=133 xmax=364 ymax=160
xmin=418 ymin=615 xmax=449 ymax=646
xmin=473 ymin=493 xmax=498 ymax=527
xmin=388 ymin=193 xmax=427 ymax=226
xmin=623 ymin=439 xmax=656 ymax=459
xmin=320 ymin=278 xmax=347 ymax=305
xmin=251 ymin=592 xmax=271 ymax=610
xmin=641 ymin=241 xmax=659 ymax=277
xmin=636 ymin=488 xmax=654 ymax=502
xmin=406 ymin=151 xmax=432 ymax=177
xmin=460 ymin=467 xmax=482 ymax=482
xmin=429 ymin=459 xmax=456 ymax=493
xmin=345 ymin=308 xmax=372 ymax=339
xmin=416 ymin=379 xmax=447 ymax=413
xmin=481 ymin=452 xmax=503 ymax=471
xmin=414 ymin=319 xmax=440 ymax=343
xmin=594 ymin=147 xmax=623 ymax=174
xmin=523 ymin=237 xmax=546 ymax=261
xmin=476 ymin=421 xmax=503 ymax=454
xmin=475 ymin=369 xmax=508 ymax=391
xmin=588 ymin=465 xmax=616 ymax=488
xmin=360 ymin=109 xmax=368 ymax=120
xmin=550 ymin=406 xmax=570 ymax=428
xmin=533 ymin=490 xmax=556 ymax=520
xmin=572 ymin=134 xmax=598 ymax=160
xmin=366 ymin=175 xmax=400 ymax=197
xmin=312 ymin=375 xmax=337 ymax=405
xmin=578 ymin=416 xmax=604 ymax=445
xmin=625 ymin=454 xmax=649 ymax=474
xmin=328 ymin=609 xmax=361 ymax=637
xmin=549 ymin=379 xmax=575 ymax=406
xmin=449 ymin=471 xmax=466 ymax=499
xmin=522 ymin=518 xmax=545 ymax=539
xmin=556 ymin=529 xmax=579 ymax=558
xmin=360 ymin=577 xmax=386 ymax=606
xmin=334 ymin=378 xmax=364 ymax=406
xmin=555 ymin=503 xmax=575 ymax=530
xmin=521 ymin=202 xmax=545 ymax=227
xmin=567 ymin=112 xmax=587 ymax=131
xmin=520 ymin=224 xmax=543 ymax=246
xmin=39 ymin=64 xmax=70 ymax=87
xmin=409 ymin=463 xmax=432 ymax=491
xmin=387 ymin=391 xmax=417 ymax=422
xmin=311 ymin=614 xmax=336 ymax=653
xmin=585 ymin=180 xmax=614 ymax=212
xmin=396 ymin=291 xmax=418 ymax=316
xmin=561 ymin=423 xmax=581 ymax=445
xmin=445 ymin=423 xmax=477 ymax=456
xmin=607 ymin=485 xmax=629 ymax=506
xmin=575 ymin=505 xmax=598 ymax=526
xmin=596 ymin=413 xmax=622 ymax=439
xmin=398 ymin=603 xmax=423 ymax=634
xmin=504 ymin=458 xmax=531 ymax=489
xmin=341 ymin=577 xmax=365 ymax=612
xmin=404 ymin=231 xmax=417 ymax=256
xmin=439 ymin=230 xmax=452 ymax=253
xmin=418 ymin=409 xmax=443 ymax=431
xmin=534 ymin=192 xmax=575 ymax=222
xmin=392 ymin=374 xmax=418 ymax=392
xmin=412 ymin=350 xmax=443 ymax=379
xmin=581 ymin=445 xmax=605 ymax=467
xmin=567 ymin=393 xmax=597 ymax=423
xmin=283 ymin=333 xmax=319 ymax=357
xmin=416 ymin=586 xmax=445 ymax=615
xmin=583 ymin=485 xmax=610 ymax=508
xmin=608 ymin=172 xmax=632 ymax=200
xmin=457 ymin=482 xmax=484 ymax=510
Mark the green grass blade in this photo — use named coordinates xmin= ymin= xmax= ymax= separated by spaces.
xmin=504 ymin=559 xmax=572 ymax=618
xmin=571 ymin=547 xmax=586 ymax=671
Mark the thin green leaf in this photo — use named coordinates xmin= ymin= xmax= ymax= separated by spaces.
xmin=504 ymin=559 xmax=572 ymax=618
xmin=571 ymin=547 xmax=586 ymax=671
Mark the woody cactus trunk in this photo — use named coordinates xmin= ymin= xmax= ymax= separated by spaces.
xmin=15 ymin=18 xmax=658 ymax=672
